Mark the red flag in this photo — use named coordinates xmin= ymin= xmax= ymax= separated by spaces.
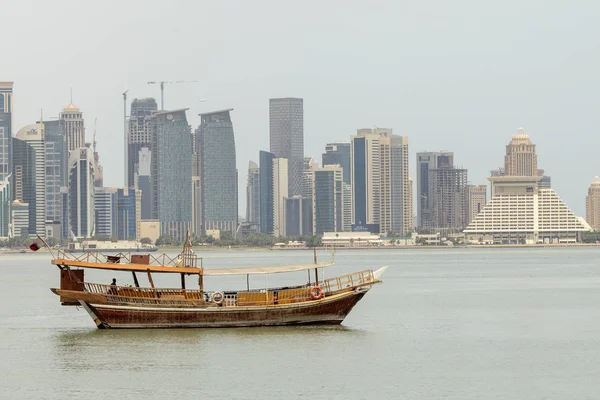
xmin=29 ymin=242 xmax=40 ymax=252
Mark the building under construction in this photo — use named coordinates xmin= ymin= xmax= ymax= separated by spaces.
xmin=427 ymin=166 xmax=468 ymax=233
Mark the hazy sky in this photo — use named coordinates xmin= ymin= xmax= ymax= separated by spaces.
xmin=3 ymin=0 xmax=600 ymax=216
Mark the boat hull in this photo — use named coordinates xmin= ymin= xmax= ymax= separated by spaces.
xmin=73 ymin=290 xmax=368 ymax=329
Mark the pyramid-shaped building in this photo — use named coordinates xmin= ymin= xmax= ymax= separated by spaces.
xmin=463 ymin=130 xmax=591 ymax=244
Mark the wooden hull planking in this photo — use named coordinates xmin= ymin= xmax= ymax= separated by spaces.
xmin=57 ymin=289 xmax=368 ymax=329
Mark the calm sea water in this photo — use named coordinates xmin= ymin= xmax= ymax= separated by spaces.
xmin=1 ymin=247 xmax=600 ymax=399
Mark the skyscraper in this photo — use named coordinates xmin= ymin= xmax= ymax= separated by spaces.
xmin=68 ymin=147 xmax=95 ymax=239
xmin=60 ymin=103 xmax=85 ymax=154
xmin=586 ymin=177 xmax=600 ymax=231
xmin=0 ymin=82 xmax=13 ymax=182
xmin=504 ymin=128 xmax=538 ymax=176
xmin=351 ymin=128 xmax=411 ymax=234
xmin=313 ymin=165 xmax=344 ymax=234
xmin=246 ymin=161 xmax=260 ymax=224
xmin=351 ymin=129 xmax=382 ymax=231
xmin=127 ymin=98 xmax=157 ymax=188
xmin=137 ymin=147 xmax=152 ymax=219
xmin=13 ymin=123 xmax=46 ymax=238
xmin=0 ymin=82 xmax=13 ymax=237
xmin=198 ymin=109 xmax=238 ymax=233
xmin=44 ymin=119 xmax=67 ymax=238
xmin=467 ymin=185 xmax=487 ymax=226
xmin=322 ymin=142 xmax=351 ymax=184
xmin=416 ymin=151 xmax=454 ymax=228
xmin=259 ymin=151 xmax=275 ymax=234
xmin=151 ymin=109 xmax=192 ymax=241
xmin=272 ymin=158 xmax=288 ymax=237
xmin=0 ymin=175 xmax=10 ymax=238
xmin=269 ymin=97 xmax=304 ymax=197
xmin=94 ymin=187 xmax=117 ymax=237
xmin=284 ymin=196 xmax=312 ymax=236
xmin=428 ymin=166 xmax=468 ymax=232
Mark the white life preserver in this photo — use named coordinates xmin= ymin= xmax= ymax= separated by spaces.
xmin=211 ymin=291 xmax=225 ymax=305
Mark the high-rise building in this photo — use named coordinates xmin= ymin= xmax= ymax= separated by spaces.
xmin=94 ymin=187 xmax=117 ymax=237
xmin=272 ymin=158 xmax=288 ymax=237
xmin=351 ymin=129 xmax=382 ymax=231
xmin=68 ymin=148 xmax=95 ymax=239
xmin=342 ymin=183 xmax=352 ymax=232
xmin=246 ymin=161 xmax=260 ymax=224
xmin=11 ymin=200 xmax=29 ymax=237
xmin=151 ymin=109 xmax=192 ymax=241
xmin=269 ymin=97 xmax=304 ymax=197
xmin=465 ymin=176 xmax=591 ymax=244
xmin=427 ymin=166 xmax=468 ymax=232
xmin=60 ymin=103 xmax=85 ymax=154
xmin=0 ymin=82 xmax=13 ymax=182
xmin=0 ymin=175 xmax=10 ymax=237
xmin=284 ymin=196 xmax=312 ymax=236
xmin=351 ymin=128 xmax=411 ymax=234
xmin=467 ymin=185 xmax=487 ymax=225
xmin=137 ymin=147 xmax=152 ymax=219
xmin=322 ymin=142 xmax=351 ymax=184
xmin=94 ymin=186 xmax=141 ymax=240
xmin=259 ymin=151 xmax=275 ymax=234
xmin=127 ymin=98 xmax=157 ymax=188
xmin=13 ymin=123 xmax=46 ymax=238
xmin=116 ymin=187 xmax=142 ymax=240
xmin=313 ymin=165 xmax=344 ymax=234
xmin=504 ymin=128 xmax=538 ymax=176
xmin=0 ymin=82 xmax=13 ymax=236
xmin=197 ymin=109 xmax=238 ymax=233
xmin=416 ymin=151 xmax=454 ymax=228
xmin=586 ymin=177 xmax=600 ymax=231
xmin=537 ymin=169 xmax=552 ymax=189
xmin=43 ymin=119 xmax=67 ymax=238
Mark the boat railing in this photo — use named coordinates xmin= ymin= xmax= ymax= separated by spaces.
xmin=79 ymin=269 xmax=376 ymax=307
xmin=319 ymin=269 xmax=375 ymax=295
xmin=54 ymin=249 xmax=203 ymax=269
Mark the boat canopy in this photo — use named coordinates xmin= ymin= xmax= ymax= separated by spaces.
xmin=204 ymin=262 xmax=334 ymax=276
xmin=52 ymin=258 xmax=334 ymax=276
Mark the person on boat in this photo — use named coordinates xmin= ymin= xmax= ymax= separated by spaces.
xmin=109 ymin=278 xmax=117 ymax=294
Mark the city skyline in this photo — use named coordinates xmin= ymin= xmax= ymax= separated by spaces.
xmin=4 ymin=2 xmax=600 ymax=219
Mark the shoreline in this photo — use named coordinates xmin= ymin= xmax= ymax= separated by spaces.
xmin=2 ymin=242 xmax=600 ymax=254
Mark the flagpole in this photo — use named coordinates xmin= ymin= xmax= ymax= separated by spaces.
xmin=36 ymin=235 xmax=57 ymax=260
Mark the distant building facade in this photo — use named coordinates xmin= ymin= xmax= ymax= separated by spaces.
xmin=416 ymin=151 xmax=453 ymax=228
xmin=427 ymin=166 xmax=468 ymax=232
xmin=151 ymin=109 xmax=192 ymax=241
xmin=60 ymin=103 xmax=85 ymax=154
xmin=68 ymin=148 xmax=95 ymax=239
xmin=127 ymin=98 xmax=157 ymax=188
xmin=467 ymin=185 xmax=487 ymax=226
xmin=44 ymin=119 xmax=68 ymax=238
xmin=269 ymin=97 xmax=304 ymax=197
xmin=0 ymin=82 xmax=13 ymax=236
xmin=246 ymin=161 xmax=260 ymax=224
xmin=586 ymin=178 xmax=600 ymax=231
xmin=351 ymin=128 xmax=411 ymax=234
xmin=322 ymin=142 xmax=351 ymax=184
xmin=504 ymin=128 xmax=537 ymax=176
xmin=272 ymin=158 xmax=288 ymax=237
xmin=313 ymin=165 xmax=344 ymax=234
xmin=284 ymin=196 xmax=312 ymax=236
xmin=198 ymin=109 xmax=238 ymax=233
xmin=259 ymin=151 xmax=275 ymax=234
xmin=13 ymin=123 xmax=46 ymax=238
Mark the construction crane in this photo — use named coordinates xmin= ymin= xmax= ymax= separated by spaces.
xmin=147 ymin=80 xmax=199 ymax=110
xmin=123 ymin=89 xmax=129 ymax=187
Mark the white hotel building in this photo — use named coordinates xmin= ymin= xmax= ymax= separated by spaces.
xmin=463 ymin=130 xmax=591 ymax=244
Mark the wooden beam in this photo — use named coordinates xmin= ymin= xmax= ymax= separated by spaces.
xmin=146 ymin=270 xmax=155 ymax=289
xmin=180 ymin=273 xmax=186 ymax=289
xmin=132 ymin=271 xmax=140 ymax=288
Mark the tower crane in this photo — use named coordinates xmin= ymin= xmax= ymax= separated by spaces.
xmin=147 ymin=80 xmax=199 ymax=110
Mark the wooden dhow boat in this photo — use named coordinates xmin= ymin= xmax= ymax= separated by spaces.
xmin=46 ymin=236 xmax=387 ymax=329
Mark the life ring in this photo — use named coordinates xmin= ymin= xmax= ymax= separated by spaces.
xmin=310 ymin=286 xmax=323 ymax=300
xmin=211 ymin=291 xmax=225 ymax=305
